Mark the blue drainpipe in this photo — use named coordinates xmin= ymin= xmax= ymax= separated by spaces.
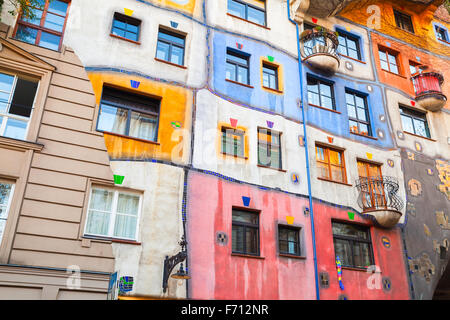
xmin=287 ymin=1 xmax=320 ymax=300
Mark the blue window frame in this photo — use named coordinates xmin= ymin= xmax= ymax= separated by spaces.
xmin=226 ymin=49 xmax=250 ymax=85
xmin=227 ymin=0 xmax=266 ymax=26
xmin=337 ymin=32 xmax=361 ymax=61
xmin=111 ymin=12 xmax=141 ymax=42
xmin=156 ymin=28 xmax=186 ymax=66
xmin=435 ymin=25 xmax=449 ymax=43
xmin=307 ymin=75 xmax=336 ymax=110
xmin=346 ymin=90 xmax=372 ymax=137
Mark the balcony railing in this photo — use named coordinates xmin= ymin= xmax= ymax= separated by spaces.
xmin=355 ymin=176 xmax=404 ymax=228
xmin=411 ymin=71 xmax=447 ymax=112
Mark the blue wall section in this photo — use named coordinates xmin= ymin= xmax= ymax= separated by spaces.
xmin=212 ymin=31 xmax=303 ymax=122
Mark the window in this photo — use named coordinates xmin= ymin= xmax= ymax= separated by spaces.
xmin=435 ymin=26 xmax=449 ymax=43
xmin=111 ymin=12 xmax=141 ymax=42
xmin=307 ymin=76 xmax=335 ymax=110
xmin=227 ymin=0 xmax=266 ymax=26
xmin=394 ymin=10 xmax=414 ymax=33
xmin=409 ymin=61 xmax=421 ymax=75
xmin=357 ymin=160 xmax=386 ymax=209
xmin=84 ymin=187 xmax=141 ymax=240
xmin=232 ymin=208 xmax=259 ymax=255
xmin=262 ymin=63 xmax=278 ymax=90
xmin=14 ymin=0 xmax=70 ymax=51
xmin=156 ymin=28 xmax=186 ymax=66
xmin=97 ymin=86 xmax=160 ymax=142
xmin=257 ymin=128 xmax=281 ymax=169
xmin=221 ymin=127 xmax=245 ymax=157
xmin=0 ymin=181 xmax=14 ymax=245
xmin=315 ymin=145 xmax=347 ymax=183
xmin=378 ymin=48 xmax=400 ymax=74
xmin=226 ymin=49 xmax=250 ymax=85
xmin=338 ymin=33 xmax=361 ymax=60
xmin=278 ymin=225 xmax=301 ymax=256
xmin=332 ymin=221 xmax=374 ymax=269
xmin=346 ymin=91 xmax=371 ymax=136
xmin=400 ymin=106 xmax=431 ymax=138
xmin=0 ymin=72 xmax=38 ymax=140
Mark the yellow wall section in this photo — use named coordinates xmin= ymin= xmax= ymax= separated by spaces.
xmin=152 ymin=0 xmax=196 ymax=15
xmin=217 ymin=122 xmax=250 ymax=161
xmin=88 ymin=72 xmax=192 ymax=164
xmin=260 ymin=57 xmax=284 ymax=95
xmin=339 ymin=0 xmax=450 ymax=57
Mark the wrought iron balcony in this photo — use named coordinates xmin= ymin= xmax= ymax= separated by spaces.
xmin=412 ymin=71 xmax=447 ymax=112
xmin=355 ymin=176 xmax=404 ymax=228
xmin=300 ymin=27 xmax=340 ymax=74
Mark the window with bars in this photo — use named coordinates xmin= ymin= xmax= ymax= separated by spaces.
xmin=315 ymin=145 xmax=347 ymax=184
xmin=278 ymin=225 xmax=301 ymax=256
xmin=257 ymin=128 xmax=281 ymax=169
xmin=221 ymin=127 xmax=245 ymax=158
xmin=0 ymin=72 xmax=38 ymax=141
xmin=96 ymin=86 xmax=160 ymax=142
xmin=346 ymin=91 xmax=372 ymax=137
xmin=156 ymin=28 xmax=186 ymax=66
xmin=84 ymin=187 xmax=141 ymax=241
xmin=227 ymin=0 xmax=266 ymax=26
xmin=379 ymin=47 xmax=400 ymax=74
xmin=307 ymin=76 xmax=335 ymax=110
xmin=226 ymin=49 xmax=250 ymax=85
xmin=338 ymin=33 xmax=361 ymax=60
xmin=111 ymin=12 xmax=141 ymax=42
xmin=262 ymin=63 xmax=278 ymax=90
xmin=394 ymin=10 xmax=414 ymax=33
xmin=14 ymin=0 xmax=70 ymax=51
xmin=400 ymin=106 xmax=431 ymax=138
xmin=0 ymin=181 xmax=14 ymax=246
xmin=332 ymin=221 xmax=374 ymax=269
xmin=232 ymin=208 xmax=259 ymax=255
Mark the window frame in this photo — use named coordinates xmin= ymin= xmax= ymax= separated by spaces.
xmin=13 ymin=0 xmax=71 ymax=52
xmin=332 ymin=220 xmax=375 ymax=270
xmin=96 ymin=86 xmax=161 ymax=143
xmin=262 ymin=62 xmax=278 ymax=90
xmin=378 ymin=47 xmax=401 ymax=75
xmin=231 ymin=208 xmax=260 ymax=256
xmin=221 ymin=126 xmax=246 ymax=158
xmin=227 ymin=0 xmax=266 ymax=27
xmin=257 ymin=127 xmax=282 ymax=170
xmin=394 ymin=9 xmax=414 ymax=33
xmin=315 ymin=144 xmax=348 ymax=184
xmin=399 ymin=106 xmax=431 ymax=139
xmin=155 ymin=28 xmax=186 ymax=67
xmin=111 ymin=12 xmax=141 ymax=43
xmin=0 ymin=180 xmax=15 ymax=245
xmin=226 ymin=49 xmax=250 ymax=85
xmin=337 ymin=31 xmax=362 ymax=61
xmin=83 ymin=186 xmax=143 ymax=241
xmin=346 ymin=90 xmax=372 ymax=137
xmin=307 ymin=75 xmax=336 ymax=111
xmin=278 ymin=224 xmax=301 ymax=256
xmin=357 ymin=160 xmax=387 ymax=210
xmin=435 ymin=25 xmax=449 ymax=43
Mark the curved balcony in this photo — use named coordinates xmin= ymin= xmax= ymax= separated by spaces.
xmin=412 ymin=71 xmax=447 ymax=112
xmin=300 ymin=28 xmax=340 ymax=74
xmin=355 ymin=176 xmax=404 ymax=228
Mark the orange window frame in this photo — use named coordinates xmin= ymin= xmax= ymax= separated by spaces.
xmin=378 ymin=46 xmax=402 ymax=75
xmin=13 ymin=0 xmax=71 ymax=52
xmin=315 ymin=145 xmax=347 ymax=184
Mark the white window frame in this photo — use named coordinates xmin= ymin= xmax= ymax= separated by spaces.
xmin=0 ymin=70 xmax=39 ymax=140
xmin=0 ymin=180 xmax=15 ymax=245
xmin=83 ymin=186 xmax=143 ymax=241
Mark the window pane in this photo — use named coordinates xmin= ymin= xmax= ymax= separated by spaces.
xmin=85 ymin=210 xmax=110 ymax=236
xmin=117 ymin=193 xmax=140 ymax=215
xmin=332 ymin=222 xmax=369 ymax=240
xmin=237 ymin=66 xmax=248 ymax=84
xmin=97 ymin=104 xmax=128 ymax=135
xmin=334 ymin=238 xmax=353 ymax=267
xmin=227 ymin=53 xmax=248 ymax=65
xmin=401 ymin=114 xmax=414 ymax=133
xmin=317 ymin=162 xmax=329 ymax=179
xmin=113 ymin=19 xmax=126 ymax=30
xmin=347 ymin=38 xmax=357 ymax=50
xmin=114 ymin=214 xmax=137 ymax=239
xmin=44 ymin=12 xmax=65 ymax=32
xmin=232 ymin=225 xmax=245 ymax=252
xmin=9 ymin=78 xmax=38 ymax=118
xmin=331 ymin=165 xmax=344 ymax=182
xmin=270 ymin=149 xmax=281 ymax=169
xmin=248 ymin=6 xmax=265 ymax=26
xmin=15 ymin=25 xmax=38 ymax=45
xmin=170 ymin=45 xmax=184 ymax=65
xmin=319 ymin=83 xmax=331 ymax=97
xmin=258 ymin=144 xmax=270 ymax=166
xmin=129 ymin=111 xmax=158 ymax=141
xmin=0 ymin=73 xmax=14 ymax=93
xmin=329 ymin=150 xmax=342 ymax=165
xmin=308 ymin=91 xmax=320 ymax=106
xmin=316 ymin=146 xmax=325 ymax=161
xmin=389 ymin=63 xmax=399 ymax=74
xmin=322 ymin=96 xmax=333 ymax=109
xmin=89 ymin=189 xmax=114 ymax=212
xmin=353 ymin=242 xmax=372 ymax=268
xmin=378 ymin=50 xmax=387 ymax=62
xmin=380 ymin=60 xmax=389 ymax=71
xmin=228 ymin=0 xmax=245 ymax=18
xmin=232 ymin=210 xmax=258 ymax=224
xmin=0 ymin=183 xmax=12 ymax=216
xmin=3 ymin=118 xmax=27 ymax=140
xmin=357 ymin=107 xmax=367 ymax=121
xmin=39 ymin=32 xmax=60 ymax=50
xmin=126 ymin=23 xmax=139 ymax=34
xmin=347 ymin=104 xmax=356 ymax=118
xmin=226 ymin=62 xmax=236 ymax=81
xmin=112 ymin=27 xmax=126 ymax=38
xmin=349 ymin=120 xmax=359 ymax=133
xmin=246 ymin=228 xmax=258 ymax=254
xmin=124 ymin=31 xmax=138 ymax=42
xmin=359 ymin=123 xmax=369 ymax=136
xmin=22 ymin=8 xmax=43 ymax=26
xmin=158 ymin=31 xmax=185 ymax=46
xmin=262 ymin=72 xmax=269 ymax=87
xmin=345 ymin=93 xmax=355 ymax=106
xmin=413 ymin=118 xmax=428 ymax=137
xmin=156 ymin=41 xmax=170 ymax=61
xmin=348 ymin=48 xmax=359 ymax=60
xmin=48 ymin=0 xmax=68 ymax=16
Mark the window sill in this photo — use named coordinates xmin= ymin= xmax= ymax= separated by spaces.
xmin=226 ymin=13 xmax=270 ymax=30
xmin=279 ymin=253 xmax=306 ymax=260
xmin=341 ymin=266 xmax=374 ymax=272
xmin=350 ymin=131 xmax=378 ymax=140
xmin=257 ymin=164 xmax=287 ymax=172
xmin=154 ymin=57 xmax=187 ymax=69
xmin=225 ymin=78 xmax=254 ymax=89
xmin=231 ymin=253 xmax=265 ymax=259
xmin=317 ymin=177 xmax=352 ymax=187
xmin=438 ymin=38 xmax=450 ymax=45
xmin=381 ymin=69 xmax=407 ymax=79
xmin=262 ymin=86 xmax=283 ymax=94
xmin=0 ymin=136 xmax=44 ymax=152
xmin=339 ymin=54 xmax=366 ymax=64
xmin=309 ymin=104 xmax=341 ymax=114
xmin=11 ymin=37 xmax=62 ymax=53
xmin=394 ymin=26 xmax=416 ymax=36
xmin=110 ymin=33 xmax=141 ymax=45
xmin=83 ymin=235 xmax=141 ymax=245
xmin=101 ymin=131 xmax=161 ymax=145
xmin=403 ymin=131 xmax=436 ymax=142
xmin=220 ymin=151 xmax=248 ymax=160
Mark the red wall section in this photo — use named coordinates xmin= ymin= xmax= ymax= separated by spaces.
xmin=314 ymin=202 xmax=410 ymax=300
xmin=186 ymin=171 xmax=316 ymax=300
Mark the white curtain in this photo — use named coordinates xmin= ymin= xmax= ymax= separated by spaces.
xmin=114 ymin=193 xmax=139 ymax=239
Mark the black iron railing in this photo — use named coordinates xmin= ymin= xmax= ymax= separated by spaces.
xmin=355 ymin=176 xmax=404 ymax=213
xmin=299 ymin=29 xmax=339 ymax=59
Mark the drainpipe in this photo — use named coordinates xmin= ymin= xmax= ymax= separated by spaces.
xmin=286 ymin=0 xmax=320 ymax=300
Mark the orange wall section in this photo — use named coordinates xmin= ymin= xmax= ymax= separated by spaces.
xmin=88 ymin=72 xmax=192 ymax=164
xmin=339 ymin=0 xmax=450 ymax=57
